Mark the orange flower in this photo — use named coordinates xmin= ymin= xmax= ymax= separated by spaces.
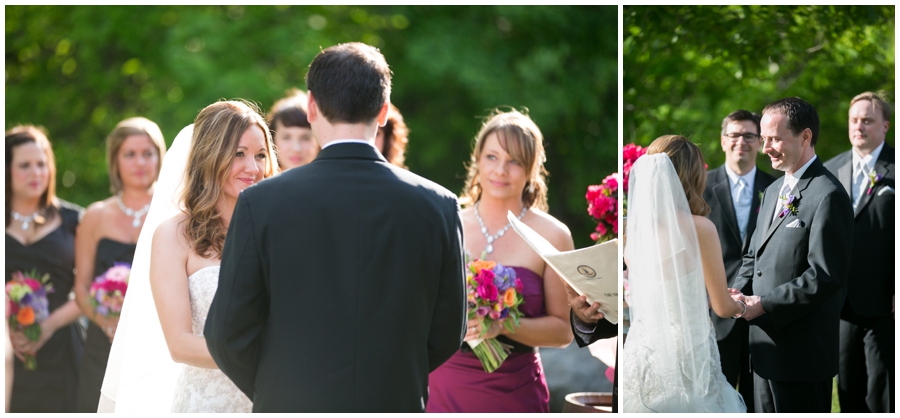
xmin=470 ymin=260 xmax=496 ymax=272
xmin=503 ymin=288 xmax=516 ymax=307
xmin=17 ymin=306 xmax=35 ymax=326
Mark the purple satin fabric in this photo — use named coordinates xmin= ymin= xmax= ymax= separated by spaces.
xmin=426 ymin=267 xmax=549 ymax=412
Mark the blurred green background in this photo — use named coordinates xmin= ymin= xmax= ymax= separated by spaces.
xmin=624 ymin=5 xmax=895 ymax=171
xmin=5 ymin=5 xmax=617 ymax=250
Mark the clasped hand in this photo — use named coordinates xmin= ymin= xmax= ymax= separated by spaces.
xmin=727 ymin=288 xmax=764 ymax=321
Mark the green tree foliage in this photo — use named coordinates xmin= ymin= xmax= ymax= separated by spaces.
xmin=6 ymin=5 xmax=615 ymax=249
xmin=624 ymin=5 xmax=894 ymax=171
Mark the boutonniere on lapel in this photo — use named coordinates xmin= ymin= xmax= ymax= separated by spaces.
xmin=756 ymin=190 xmax=764 ymax=213
xmin=778 ymin=194 xmax=799 ymax=218
xmin=867 ymin=169 xmax=884 ymax=195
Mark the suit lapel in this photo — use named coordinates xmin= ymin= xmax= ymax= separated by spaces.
xmin=744 ymin=170 xmax=767 ymax=251
xmin=712 ymin=168 xmax=742 ymax=244
xmin=854 ymin=148 xmax=893 ymax=217
xmin=758 ymin=163 xmax=816 ymax=253
xmin=756 ymin=178 xmax=782 ymax=253
xmin=836 ymin=153 xmax=852 ymax=199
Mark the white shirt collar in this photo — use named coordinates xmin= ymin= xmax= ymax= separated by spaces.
xmin=724 ymin=165 xmax=756 ymax=187
xmin=852 ymin=141 xmax=885 ymax=173
xmin=321 ymin=139 xmax=378 ymax=150
xmin=784 ymin=154 xmax=818 ymax=191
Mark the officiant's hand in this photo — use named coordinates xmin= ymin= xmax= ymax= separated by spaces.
xmin=564 ymin=282 xmax=604 ymax=326
xmin=740 ymin=295 xmax=765 ymax=321
xmin=728 ymin=288 xmax=743 ymax=301
xmin=465 ymin=318 xmax=502 ymax=341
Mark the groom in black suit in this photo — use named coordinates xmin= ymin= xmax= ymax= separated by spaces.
xmin=732 ymin=97 xmax=853 ymax=413
xmin=205 ymin=43 xmax=466 ymax=412
xmin=702 ymin=110 xmax=776 ymax=411
xmin=824 ymin=92 xmax=894 ymax=413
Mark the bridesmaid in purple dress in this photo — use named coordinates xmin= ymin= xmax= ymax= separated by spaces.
xmin=427 ymin=109 xmax=575 ymax=413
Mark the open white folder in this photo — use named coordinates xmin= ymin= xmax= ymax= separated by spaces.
xmin=507 ymin=211 xmax=619 ymax=324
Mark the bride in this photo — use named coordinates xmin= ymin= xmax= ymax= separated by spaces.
xmin=622 ymin=135 xmax=747 ymax=413
xmin=98 ymin=100 xmax=278 ymax=412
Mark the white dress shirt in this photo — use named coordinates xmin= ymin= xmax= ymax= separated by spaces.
xmin=321 ymin=139 xmax=378 ymax=150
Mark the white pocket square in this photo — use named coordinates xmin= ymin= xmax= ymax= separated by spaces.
xmin=786 ymin=219 xmax=805 ymax=228
xmin=878 ymin=186 xmax=894 ymax=196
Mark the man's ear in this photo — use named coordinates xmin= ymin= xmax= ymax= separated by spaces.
xmin=376 ymin=102 xmax=389 ymax=127
xmin=801 ymin=127 xmax=812 ymax=146
xmin=308 ymin=92 xmax=318 ymax=123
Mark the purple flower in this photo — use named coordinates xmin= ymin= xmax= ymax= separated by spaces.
xmin=779 ymin=194 xmax=799 ymax=218
xmin=476 ymin=306 xmax=490 ymax=317
xmin=499 ymin=308 xmax=509 ymax=320
xmin=867 ymin=172 xmax=884 ymax=195
xmin=492 ymin=265 xmax=517 ymax=291
xmin=20 ymin=293 xmax=32 ymax=306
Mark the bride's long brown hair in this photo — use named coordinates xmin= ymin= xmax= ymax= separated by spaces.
xmin=182 ymin=100 xmax=278 ymax=258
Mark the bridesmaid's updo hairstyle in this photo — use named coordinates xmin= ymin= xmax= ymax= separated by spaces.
xmin=182 ymin=100 xmax=278 ymax=258
xmin=5 ymin=125 xmax=59 ymax=227
xmin=106 ymin=117 xmax=167 ymax=194
xmin=462 ymin=108 xmax=548 ymax=211
xmin=646 ymin=135 xmax=710 ymax=216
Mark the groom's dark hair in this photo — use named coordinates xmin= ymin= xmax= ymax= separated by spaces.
xmin=762 ymin=97 xmax=820 ymax=146
xmin=306 ymin=42 xmax=392 ymax=124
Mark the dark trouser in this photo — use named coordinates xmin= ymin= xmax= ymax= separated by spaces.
xmin=838 ymin=316 xmax=895 ymax=413
xmin=753 ymin=372 xmax=831 ymax=413
xmin=716 ymin=320 xmax=754 ymax=412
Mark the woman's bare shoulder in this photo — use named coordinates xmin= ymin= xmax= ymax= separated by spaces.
xmin=153 ymin=213 xmax=190 ymax=248
xmin=692 ymin=215 xmax=718 ymax=242
xmin=527 ymin=208 xmax=573 ymax=246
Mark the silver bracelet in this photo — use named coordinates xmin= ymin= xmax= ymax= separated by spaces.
xmin=732 ymin=300 xmax=747 ymax=319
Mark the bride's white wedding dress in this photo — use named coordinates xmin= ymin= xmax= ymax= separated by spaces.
xmin=170 ymin=266 xmax=253 ymax=412
xmin=621 ymin=153 xmax=745 ymax=413
xmin=623 ymin=277 xmax=745 ymax=412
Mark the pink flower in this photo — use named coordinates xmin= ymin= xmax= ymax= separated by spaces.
xmin=477 ymin=281 xmax=499 ymax=302
xmin=489 ymin=310 xmax=501 ymax=320
xmin=23 ymin=279 xmax=41 ymax=291
xmin=514 ymin=278 xmax=523 ymax=293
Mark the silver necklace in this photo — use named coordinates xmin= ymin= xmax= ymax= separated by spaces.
xmin=116 ymin=192 xmax=151 ymax=228
xmin=11 ymin=211 xmax=39 ymax=230
xmin=474 ymin=201 xmax=527 ymax=254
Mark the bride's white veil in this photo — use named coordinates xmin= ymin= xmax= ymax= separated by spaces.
xmin=625 ymin=153 xmax=712 ymax=411
xmin=98 ymin=125 xmax=193 ymax=412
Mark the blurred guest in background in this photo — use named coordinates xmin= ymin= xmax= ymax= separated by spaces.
xmin=5 ymin=125 xmax=84 ymax=412
xmin=268 ymin=88 xmax=318 ymax=170
xmin=375 ymin=103 xmax=410 ymax=169
xmin=825 ymin=92 xmax=894 ymax=413
xmin=73 ymin=117 xmax=166 ymax=412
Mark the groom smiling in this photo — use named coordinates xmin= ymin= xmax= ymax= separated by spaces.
xmin=732 ymin=97 xmax=853 ymax=413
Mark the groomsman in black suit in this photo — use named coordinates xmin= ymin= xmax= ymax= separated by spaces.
xmin=732 ymin=97 xmax=854 ymax=413
xmin=824 ymin=92 xmax=894 ymax=413
xmin=205 ymin=43 xmax=467 ymax=412
xmin=702 ymin=110 xmax=777 ymax=412
xmin=566 ymin=289 xmax=618 ymax=412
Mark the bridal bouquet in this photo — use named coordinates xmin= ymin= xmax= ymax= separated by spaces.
xmin=466 ymin=256 xmax=525 ymax=373
xmin=6 ymin=270 xmax=53 ymax=370
xmin=89 ymin=263 xmax=130 ymax=319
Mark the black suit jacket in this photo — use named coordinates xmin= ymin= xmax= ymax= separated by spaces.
xmin=204 ymin=143 xmax=467 ymax=412
xmin=571 ymin=314 xmax=617 ymax=411
xmin=703 ymin=165 xmax=777 ymax=340
xmin=732 ymin=157 xmax=854 ymax=382
xmin=824 ymin=144 xmax=895 ymax=318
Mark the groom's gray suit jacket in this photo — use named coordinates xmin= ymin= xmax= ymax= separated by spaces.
xmin=733 ymin=156 xmax=853 ymax=382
